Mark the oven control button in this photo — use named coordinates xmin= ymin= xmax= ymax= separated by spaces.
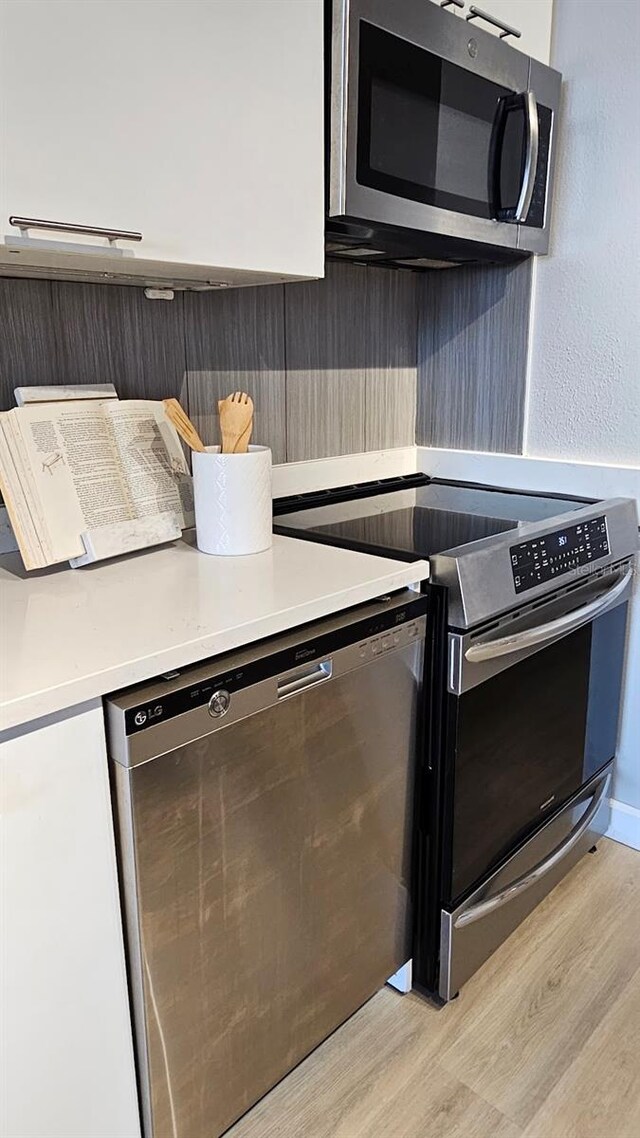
xmin=382 ymin=635 xmax=392 ymax=651
xmin=208 ymin=689 xmax=231 ymax=718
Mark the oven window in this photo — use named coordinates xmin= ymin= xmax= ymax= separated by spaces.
xmin=448 ymin=602 xmax=628 ymax=905
xmin=449 ymin=626 xmax=591 ymax=904
xmin=357 ymin=21 xmax=525 ymax=219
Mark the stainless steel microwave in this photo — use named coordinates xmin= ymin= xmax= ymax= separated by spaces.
xmin=326 ymin=0 xmax=562 ymax=268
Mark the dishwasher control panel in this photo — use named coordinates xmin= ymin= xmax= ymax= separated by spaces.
xmin=117 ymin=594 xmax=428 ymax=737
xmin=364 ymin=619 xmax=422 ymax=660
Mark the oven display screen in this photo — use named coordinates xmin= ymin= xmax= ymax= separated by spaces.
xmin=510 ymin=516 xmax=610 ymax=593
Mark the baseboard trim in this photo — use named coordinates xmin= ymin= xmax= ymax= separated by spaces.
xmin=606 ymin=798 xmax=640 ymax=851
xmin=416 ymin=446 xmax=640 ymax=503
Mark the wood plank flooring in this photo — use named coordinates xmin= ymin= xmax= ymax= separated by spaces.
xmin=228 ymin=839 xmax=640 ymax=1138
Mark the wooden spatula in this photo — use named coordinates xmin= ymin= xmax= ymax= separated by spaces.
xmin=163 ymin=398 xmax=206 ymax=452
xmin=218 ymin=391 xmax=254 ymax=454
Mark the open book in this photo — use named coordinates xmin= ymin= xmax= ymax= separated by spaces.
xmin=0 ymin=399 xmax=194 ymax=569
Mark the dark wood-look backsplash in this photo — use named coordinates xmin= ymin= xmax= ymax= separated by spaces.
xmin=416 ymin=259 xmax=532 ymax=454
xmin=0 ymin=258 xmax=531 ymax=462
xmin=284 ymin=262 xmax=418 ymax=460
xmin=186 ymin=285 xmax=287 ymax=463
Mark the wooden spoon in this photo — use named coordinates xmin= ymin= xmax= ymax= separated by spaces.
xmin=218 ymin=391 xmax=254 ymax=454
xmin=163 ymin=398 xmax=206 ymax=452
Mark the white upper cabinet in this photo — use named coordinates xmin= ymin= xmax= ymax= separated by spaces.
xmin=429 ymin=0 xmax=554 ymax=64
xmin=0 ymin=0 xmax=324 ymax=288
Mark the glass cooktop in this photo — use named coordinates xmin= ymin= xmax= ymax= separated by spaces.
xmin=275 ymin=480 xmax=588 ymax=562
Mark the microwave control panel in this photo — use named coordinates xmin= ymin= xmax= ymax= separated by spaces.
xmin=510 ymin=515 xmax=610 ymax=594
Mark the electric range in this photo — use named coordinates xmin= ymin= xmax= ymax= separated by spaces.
xmin=275 ymin=475 xmax=639 ymax=1000
xmin=275 ymin=473 xmax=591 ymax=574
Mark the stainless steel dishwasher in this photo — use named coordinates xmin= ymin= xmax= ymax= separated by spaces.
xmin=105 ymin=590 xmax=427 ymax=1138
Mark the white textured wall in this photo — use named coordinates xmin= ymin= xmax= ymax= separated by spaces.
xmin=525 ymin=0 xmax=640 ymax=464
xmin=526 ymin=0 xmax=640 ymax=827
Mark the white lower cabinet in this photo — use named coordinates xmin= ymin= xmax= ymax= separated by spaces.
xmin=429 ymin=0 xmax=554 ymax=63
xmin=0 ymin=702 xmax=140 ymax=1138
xmin=0 ymin=0 xmax=324 ymax=288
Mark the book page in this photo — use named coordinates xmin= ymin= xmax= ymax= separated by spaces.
xmin=9 ymin=401 xmax=132 ymax=563
xmin=0 ymin=416 xmax=47 ymax=569
xmin=105 ymin=402 xmax=194 ymax=528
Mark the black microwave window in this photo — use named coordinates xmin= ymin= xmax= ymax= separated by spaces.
xmin=357 ymin=21 xmax=525 ymax=220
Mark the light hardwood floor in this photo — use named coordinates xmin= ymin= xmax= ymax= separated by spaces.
xmin=228 ymin=838 xmax=640 ymax=1138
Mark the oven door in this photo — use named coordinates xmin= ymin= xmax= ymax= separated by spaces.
xmin=435 ymin=563 xmax=633 ymax=999
xmin=445 ymin=563 xmax=632 ymax=907
xmin=330 ymin=0 xmax=558 ymax=252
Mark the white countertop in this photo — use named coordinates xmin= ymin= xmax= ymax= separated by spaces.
xmin=0 ymin=533 xmax=428 ymax=732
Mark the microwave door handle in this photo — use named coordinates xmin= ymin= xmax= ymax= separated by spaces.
xmin=489 ymin=91 xmax=538 ymax=222
xmin=465 ymin=565 xmax=633 ymax=663
xmin=454 ymin=770 xmax=611 ymax=929
xmin=515 ymin=91 xmax=539 ymax=222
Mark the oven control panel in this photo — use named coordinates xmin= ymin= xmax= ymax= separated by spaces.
xmin=510 ymin=515 xmax=610 ymax=594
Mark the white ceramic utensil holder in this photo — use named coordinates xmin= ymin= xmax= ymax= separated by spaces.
xmin=192 ymin=445 xmax=272 ymax=556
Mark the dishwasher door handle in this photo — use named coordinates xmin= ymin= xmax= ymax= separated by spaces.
xmin=277 ymin=659 xmax=333 ymax=700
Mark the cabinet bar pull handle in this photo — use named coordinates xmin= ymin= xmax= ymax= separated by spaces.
xmin=9 ymin=216 xmax=143 ymax=242
xmin=466 ymin=6 xmax=521 ymax=39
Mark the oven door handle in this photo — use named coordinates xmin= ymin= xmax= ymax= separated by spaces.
xmin=454 ymin=771 xmax=611 ymax=929
xmin=465 ymin=566 xmax=633 ymax=663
